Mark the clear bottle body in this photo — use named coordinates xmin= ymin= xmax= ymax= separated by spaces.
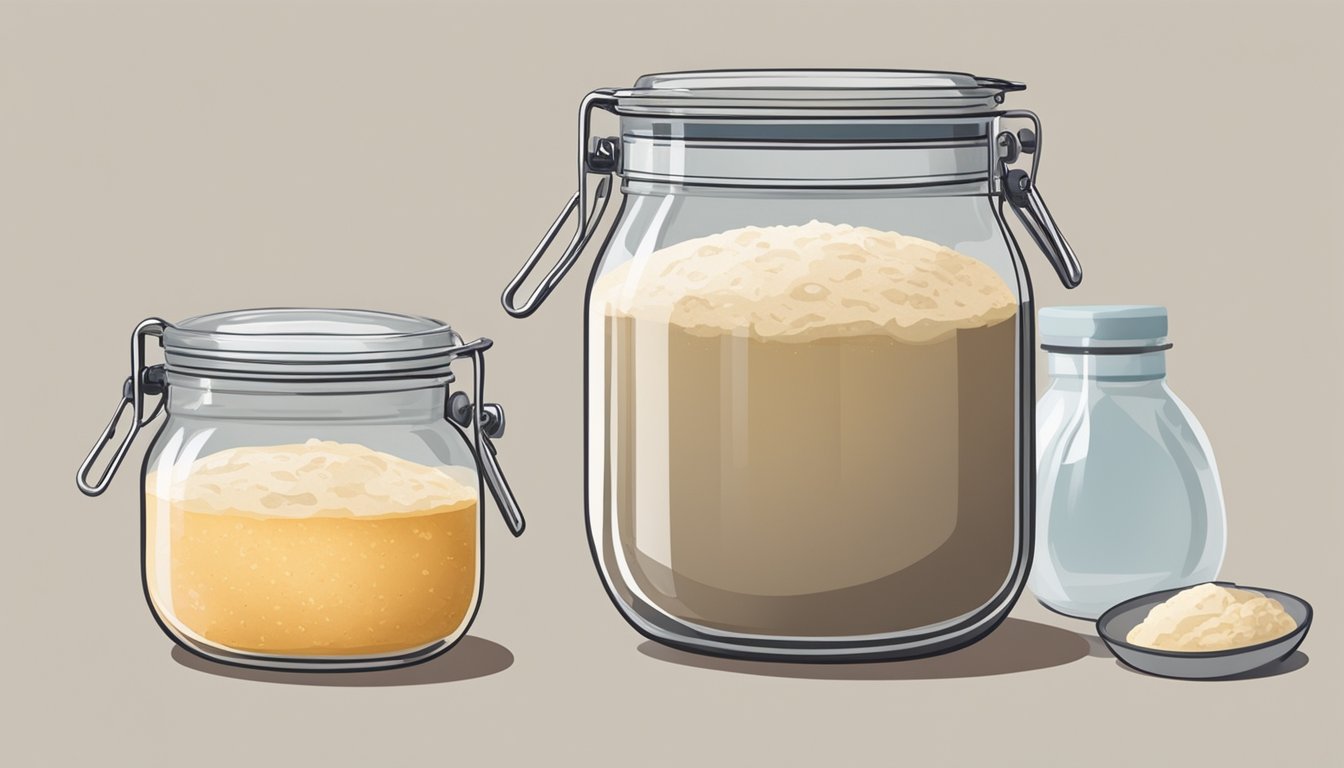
xmin=142 ymin=377 xmax=484 ymax=670
xmin=1030 ymin=351 xmax=1226 ymax=619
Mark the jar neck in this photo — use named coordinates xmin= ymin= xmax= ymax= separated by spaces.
xmin=622 ymin=178 xmax=992 ymax=198
xmin=164 ymin=377 xmax=450 ymax=423
xmin=618 ymin=115 xmax=996 ymax=189
xmin=1046 ymin=350 xmax=1168 ymax=382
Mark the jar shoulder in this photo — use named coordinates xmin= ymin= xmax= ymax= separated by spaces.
xmin=145 ymin=414 xmax=478 ymax=478
xmin=595 ymin=191 xmax=1024 ymax=282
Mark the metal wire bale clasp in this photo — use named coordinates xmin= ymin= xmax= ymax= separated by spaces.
xmin=447 ymin=337 xmax=527 ymax=537
xmin=501 ymin=90 xmax=619 ymax=318
xmin=77 ymin=318 xmax=168 ymax=496
xmin=995 ymin=110 xmax=1083 ymax=289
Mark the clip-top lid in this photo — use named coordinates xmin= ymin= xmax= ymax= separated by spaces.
xmin=608 ymin=69 xmax=1024 ymax=117
xmin=163 ymin=308 xmax=465 ymax=381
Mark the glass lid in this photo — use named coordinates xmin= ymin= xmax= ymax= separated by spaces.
xmin=162 ymin=308 xmax=465 ymax=381
xmin=607 ymin=69 xmax=1024 ymax=116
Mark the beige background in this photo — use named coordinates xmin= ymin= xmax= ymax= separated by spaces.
xmin=2 ymin=0 xmax=1340 ymax=764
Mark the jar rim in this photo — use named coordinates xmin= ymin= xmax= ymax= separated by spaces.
xmin=607 ymin=68 xmax=1023 ymax=117
xmin=162 ymin=307 xmax=466 ymax=382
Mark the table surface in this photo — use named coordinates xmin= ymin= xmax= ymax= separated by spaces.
xmin=6 ymin=530 xmax=1336 ymax=766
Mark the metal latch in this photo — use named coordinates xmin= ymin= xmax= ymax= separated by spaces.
xmin=76 ymin=318 xmax=168 ymax=496
xmin=501 ymin=90 xmax=619 ymax=318
xmin=449 ymin=337 xmax=527 ymax=537
xmin=997 ymin=111 xmax=1083 ymax=289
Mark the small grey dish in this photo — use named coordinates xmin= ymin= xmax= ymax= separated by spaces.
xmin=1096 ymin=582 xmax=1312 ymax=680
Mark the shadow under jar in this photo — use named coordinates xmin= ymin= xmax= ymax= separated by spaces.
xmin=504 ymin=70 xmax=1085 ymax=661
xmin=77 ymin=309 xmax=525 ymax=671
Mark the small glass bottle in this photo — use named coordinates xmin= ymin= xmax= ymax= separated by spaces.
xmin=1030 ymin=305 xmax=1226 ymax=619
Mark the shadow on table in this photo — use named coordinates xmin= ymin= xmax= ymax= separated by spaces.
xmin=637 ymin=618 xmax=1090 ymax=680
xmin=1112 ymin=651 xmax=1309 ymax=681
xmin=1083 ymin=634 xmax=1113 ymax=658
xmin=170 ymin=635 xmax=514 ymax=686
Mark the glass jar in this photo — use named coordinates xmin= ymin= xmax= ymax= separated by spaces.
xmin=77 ymin=309 xmax=525 ymax=671
xmin=1031 ymin=305 xmax=1226 ymax=619
xmin=503 ymin=70 xmax=1085 ymax=660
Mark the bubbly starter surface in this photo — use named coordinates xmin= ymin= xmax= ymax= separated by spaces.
xmin=146 ymin=440 xmax=478 ymax=656
xmin=594 ymin=221 xmax=1020 ymax=636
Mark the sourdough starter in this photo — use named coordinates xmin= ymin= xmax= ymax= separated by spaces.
xmin=593 ymin=221 xmax=1019 ymax=636
xmin=146 ymin=440 xmax=478 ymax=656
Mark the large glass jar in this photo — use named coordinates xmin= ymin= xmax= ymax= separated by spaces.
xmin=503 ymin=71 xmax=1085 ymax=660
xmin=1031 ymin=305 xmax=1226 ymax=619
xmin=77 ymin=309 xmax=524 ymax=671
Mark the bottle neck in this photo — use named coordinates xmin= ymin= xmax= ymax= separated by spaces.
xmin=1046 ymin=349 xmax=1168 ymax=382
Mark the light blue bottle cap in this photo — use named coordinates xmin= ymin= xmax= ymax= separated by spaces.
xmin=1039 ymin=305 xmax=1169 ymax=350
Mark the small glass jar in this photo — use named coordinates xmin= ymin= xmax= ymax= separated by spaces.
xmin=77 ymin=309 xmax=524 ymax=671
xmin=1031 ymin=305 xmax=1226 ymax=619
xmin=503 ymin=70 xmax=1086 ymax=660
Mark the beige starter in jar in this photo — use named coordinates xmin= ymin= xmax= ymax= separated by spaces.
xmin=594 ymin=220 xmax=1019 ymax=636
xmin=146 ymin=439 xmax=479 ymax=656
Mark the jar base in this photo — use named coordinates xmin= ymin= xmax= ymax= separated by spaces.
xmin=615 ymin=588 xmax=1022 ymax=663
xmin=165 ymin=631 xmax=455 ymax=672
